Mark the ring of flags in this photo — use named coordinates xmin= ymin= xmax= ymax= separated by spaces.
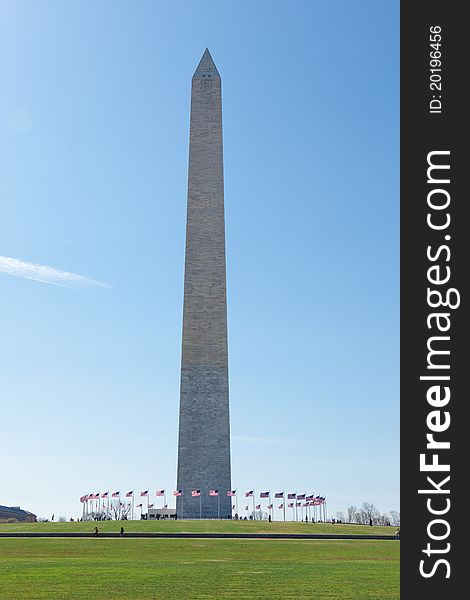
xmin=80 ymin=490 xmax=326 ymax=504
xmin=79 ymin=489 xmax=327 ymax=521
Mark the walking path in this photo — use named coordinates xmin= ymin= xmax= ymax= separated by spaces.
xmin=0 ymin=531 xmax=396 ymax=540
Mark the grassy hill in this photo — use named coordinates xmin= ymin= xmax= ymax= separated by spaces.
xmin=0 ymin=519 xmax=395 ymax=536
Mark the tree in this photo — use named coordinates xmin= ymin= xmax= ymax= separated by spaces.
xmin=336 ymin=511 xmax=345 ymax=523
xmin=347 ymin=505 xmax=357 ymax=523
xmin=389 ymin=510 xmax=400 ymax=526
xmin=358 ymin=502 xmax=380 ymax=525
xmin=110 ymin=501 xmax=131 ymax=521
xmin=377 ymin=513 xmax=390 ymax=526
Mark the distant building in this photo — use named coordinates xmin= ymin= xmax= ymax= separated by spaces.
xmin=0 ymin=505 xmax=37 ymax=522
xmin=147 ymin=507 xmax=177 ymax=520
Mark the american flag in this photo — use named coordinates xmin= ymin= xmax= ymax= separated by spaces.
xmin=80 ymin=495 xmax=86 ymax=503
xmin=278 ymin=503 xmax=284 ymax=509
xmin=101 ymin=492 xmax=108 ymax=499
xmin=267 ymin=504 xmax=273 ymax=509
xmin=136 ymin=503 xmax=143 ymax=508
xmin=302 ymin=503 xmax=308 ymax=507
xmin=288 ymin=502 xmax=294 ymax=508
xmin=260 ymin=491 xmax=269 ymax=498
xmin=274 ymin=492 xmax=284 ymax=498
xmin=112 ymin=491 xmax=120 ymax=498
xmin=296 ymin=502 xmax=302 ymax=507
xmin=191 ymin=490 xmax=201 ymax=497
xmin=126 ymin=491 xmax=133 ymax=497
xmin=227 ymin=490 xmax=236 ymax=497
xmin=287 ymin=493 xmax=296 ymax=499
xmin=164 ymin=504 xmax=168 ymax=508
xmin=297 ymin=493 xmax=306 ymax=500
xmin=245 ymin=490 xmax=254 ymax=497
xmin=245 ymin=505 xmax=249 ymax=511
xmin=156 ymin=490 xmax=165 ymax=496
xmin=173 ymin=490 xmax=182 ymax=497
xmin=209 ymin=490 xmax=218 ymax=496
xmin=141 ymin=490 xmax=148 ymax=497
xmin=255 ymin=504 xmax=261 ymax=510
xmin=306 ymin=495 xmax=314 ymax=501
xmin=148 ymin=504 xmax=154 ymax=509
xmin=232 ymin=504 xmax=236 ymax=509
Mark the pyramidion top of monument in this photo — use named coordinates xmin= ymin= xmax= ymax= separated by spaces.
xmin=193 ymin=48 xmax=220 ymax=79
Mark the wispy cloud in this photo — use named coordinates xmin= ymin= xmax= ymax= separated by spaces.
xmin=59 ymin=237 xmax=78 ymax=245
xmin=0 ymin=256 xmax=108 ymax=288
xmin=232 ymin=435 xmax=297 ymax=447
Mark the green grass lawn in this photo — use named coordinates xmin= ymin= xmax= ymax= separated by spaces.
xmin=0 ymin=537 xmax=399 ymax=599
xmin=0 ymin=519 xmax=394 ymax=536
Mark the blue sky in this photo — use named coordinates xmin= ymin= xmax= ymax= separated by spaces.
xmin=0 ymin=0 xmax=399 ymax=520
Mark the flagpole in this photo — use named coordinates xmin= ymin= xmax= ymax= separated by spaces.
xmin=295 ymin=491 xmax=298 ymax=522
xmin=132 ymin=493 xmax=134 ymax=520
xmin=235 ymin=491 xmax=238 ymax=516
xmin=252 ymin=490 xmax=255 ymax=517
xmin=182 ymin=491 xmax=184 ymax=520
xmin=199 ymin=493 xmax=202 ymax=519
xmin=283 ymin=494 xmax=286 ymax=522
xmin=217 ymin=493 xmax=220 ymax=520
xmin=269 ymin=492 xmax=272 ymax=521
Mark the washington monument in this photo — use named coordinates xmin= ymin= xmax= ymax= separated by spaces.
xmin=176 ymin=49 xmax=232 ymax=519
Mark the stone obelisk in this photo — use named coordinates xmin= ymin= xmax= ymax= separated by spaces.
xmin=176 ymin=49 xmax=231 ymax=519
